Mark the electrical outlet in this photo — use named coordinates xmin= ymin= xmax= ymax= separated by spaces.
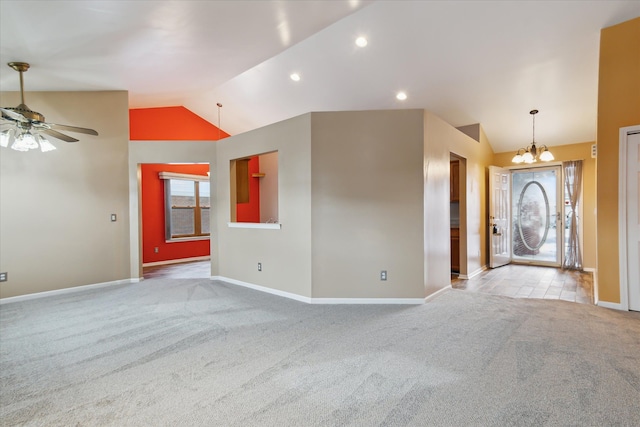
xmin=154 ymin=247 xmax=159 ymax=253
xmin=380 ymin=270 xmax=387 ymax=281
xmin=0 ymin=272 xmax=7 ymax=282
xmin=258 ymin=262 xmax=262 ymax=272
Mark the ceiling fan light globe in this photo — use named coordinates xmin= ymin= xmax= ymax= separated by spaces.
xmin=21 ymin=132 xmax=39 ymax=150
xmin=36 ymin=134 xmax=56 ymax=152
xmin=11 ymin=138 xmax=30 ymax=151
xmin=0 ymin=128 xmax=15 ymax=148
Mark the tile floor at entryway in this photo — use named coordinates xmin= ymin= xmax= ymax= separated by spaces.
xmin=451 ymin=264 xmax=593 ymax=305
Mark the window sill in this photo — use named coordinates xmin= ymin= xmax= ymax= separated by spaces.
xmin=227 ymin=222 xmax=281 ymax=230
xmin=166 ymin=236 xmax=211 ymax=243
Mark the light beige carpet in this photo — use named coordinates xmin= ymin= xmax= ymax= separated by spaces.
xmin=1 ymin=278 xmax=639 ymax=426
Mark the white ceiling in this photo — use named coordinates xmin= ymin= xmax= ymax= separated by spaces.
xmin=1 ymin=1 xmax=638 ymax=153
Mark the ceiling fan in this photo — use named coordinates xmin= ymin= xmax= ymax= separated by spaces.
xmin=1 ymin=62 xmax=98 ymax=152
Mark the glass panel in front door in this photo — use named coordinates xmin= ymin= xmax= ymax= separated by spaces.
xmin=511 ymin=167 xmax=562 ymax=266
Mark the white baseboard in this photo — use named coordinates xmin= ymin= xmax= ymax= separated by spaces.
xmin=597 ymin=300 xmax=626 ymax=311
xmin=425 ymin=285 xmax=452 ymax=302
xmin=458 ymin=265 xmax=487 ymax=280
xmin=468 ymin=265 xmax=488 ymax=279
xmin=0 ymin=279 xmax=136 ymax=305
xmin=143 ymin=256 xmax=210 ymax=267
xmin=212 ymin=276 xmax=312 ymax=303
xmin=212 ymin=276 xmax=425 ymax=305
xmin=583 ymin=267 xmax=596 ymax=273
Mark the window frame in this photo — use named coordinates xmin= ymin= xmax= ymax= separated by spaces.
xmin=159 ymin=172 xmax=211 ymax=241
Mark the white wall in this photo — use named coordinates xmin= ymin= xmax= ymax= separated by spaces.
xmin=0 ymin=91 xmax=130 ymax=298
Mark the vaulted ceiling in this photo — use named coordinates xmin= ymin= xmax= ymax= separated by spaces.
xmin=1 ymin=1 xmax=638 ymax=153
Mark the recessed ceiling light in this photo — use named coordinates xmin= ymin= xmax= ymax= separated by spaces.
xmin=290 ymin=73 xmax=301 ymax=82
xmin=355 ymin=36 xmax=368 ymax=47
xmin=396 ymin=91 xmax=407 ymax=101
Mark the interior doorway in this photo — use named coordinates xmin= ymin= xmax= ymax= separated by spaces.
xmin=138 ymin=162 xmax=212 ymax=278
xmin=450 ymin=154 xmax=467 ymax=278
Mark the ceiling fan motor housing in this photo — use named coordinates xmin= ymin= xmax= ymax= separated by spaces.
xmin=3 ymin=104 xmax=45 ymax=123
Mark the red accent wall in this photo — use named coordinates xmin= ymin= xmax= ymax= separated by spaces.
xmin=236 ymin=156 xmax=261 ymax=222
xmin=141 ymin=163 xmax=210 ymax=264
xmin=130 ymin=106 xmax=229 ymax=141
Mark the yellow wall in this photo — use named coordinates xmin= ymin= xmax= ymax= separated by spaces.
xmin=493 ymin=142 xmax=597 ymax=270
xmin=596 ymin=17 xmax=640 ymax=303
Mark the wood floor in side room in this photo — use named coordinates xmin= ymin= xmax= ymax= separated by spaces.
xmin=143 ymin=260 xmax=211 ymax=279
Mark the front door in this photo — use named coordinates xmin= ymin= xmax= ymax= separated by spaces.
xmin=489 ymin=166 xmax=511 ymax=268
xmin=511 ymin=166 xmax=562 ymax=266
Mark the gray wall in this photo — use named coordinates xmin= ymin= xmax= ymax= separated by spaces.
xmin=310 ymin=110 xmax=425 ymax=298
xmin=216 ymin=114 xmax=313 ymax=297
xmin=1 ymin=101 xmax=494 ymax=301
xmin=0 ymin=91 xmax=130 ymax=298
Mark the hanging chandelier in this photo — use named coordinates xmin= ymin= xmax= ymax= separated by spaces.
xmin=512 ymin=109 xmax=554 ymax=164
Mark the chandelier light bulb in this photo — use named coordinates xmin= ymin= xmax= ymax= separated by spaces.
xmin=522 ymin=151 xmax=534 ymax=163
xmin=539 ymin=149 xmax=554 ymax=162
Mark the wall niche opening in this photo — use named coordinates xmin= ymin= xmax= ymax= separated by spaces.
xmin=230 ymin=151 xmax=278 ymax=224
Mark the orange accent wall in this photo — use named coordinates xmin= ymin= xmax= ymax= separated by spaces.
xmin=236 ymin=156 xmax=261 ymax=222
xmin=130 ymin=106 xmax=229 ymax=141
xmin=141 ymin=163 xmax=210 ymax=264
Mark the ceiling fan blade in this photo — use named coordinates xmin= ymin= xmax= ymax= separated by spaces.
xmin=40 ymin=129 xmax=79 ymax=143
xmin=46 ymin=123 xmax=98 ymax=136
xmin=0 ymin=107 xmax=29 ymax=123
